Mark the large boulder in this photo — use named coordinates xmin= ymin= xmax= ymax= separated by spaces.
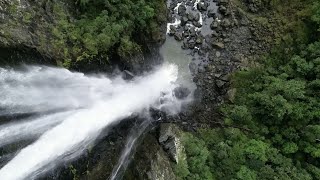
xmin=180 ymin=16 xmax=189 ymax=26
xmin=178 ymin=4 xmax=187 ymax=16
xmin=194 ymin=13 xmax=200 ymax=22
xmin=210 ymin=20 xmax=219 ymax=29
xmin=208 ymin=9 xmax=217 ymax=19
xmin=159 ymin=124 xmax=187 ymax=165
xmin=174 ymin=32 xmax=183 ymax=41
xmin=197 ymin=1 xmax=209 ymax=11
xmin=174 ymin=86 xmax=191 ymax=99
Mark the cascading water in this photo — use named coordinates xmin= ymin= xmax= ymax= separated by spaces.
xmin=0 ymin=64 xmax=179 ymax=180
xmin=110 ymin=119 xmax=152 ymax=180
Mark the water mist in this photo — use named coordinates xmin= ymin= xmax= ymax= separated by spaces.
xmin=0 ymin=64 xmax=179 ymax=180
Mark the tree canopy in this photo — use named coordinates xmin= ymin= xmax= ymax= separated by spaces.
xmin=52 ymin=0 xmax=165 ymax=68
xmin=177 ymin=1 xmax=320 ymax=179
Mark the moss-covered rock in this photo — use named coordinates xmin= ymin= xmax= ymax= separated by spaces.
xmin=0 ymin=0 xmax=76 ymax=66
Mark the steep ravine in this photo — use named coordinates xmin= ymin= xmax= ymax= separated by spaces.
xmin=124 ymin=0 xmax=274 ymax=179
xmin=0 ymin=0 xmax=272 ymax=179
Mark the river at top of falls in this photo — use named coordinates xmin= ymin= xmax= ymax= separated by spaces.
xmin=0 ymin=64 xmax=181 ymax=180
xmin=164 ymin=0 xmax=219 ymax=79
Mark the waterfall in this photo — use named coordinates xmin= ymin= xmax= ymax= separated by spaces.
xmin=110 ymin=119 xmax=151 ymax=180
xmin=0 ymin=64 xmax=179 ymax=180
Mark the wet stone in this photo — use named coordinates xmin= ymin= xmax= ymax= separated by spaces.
xmin=210 ymin=21 xmax=219 ymax=29
xmin=178 ymin=5 xmax=187 ymax=16
xmin=170 ymin=25 xmax=177 ymax=32
xmin=194 ymin=13 xmax=200 ymax=22
xmin=174 ymin=86 xmax=191 ymax=99
xmin=196 ymin=36 xmax=204 ymax=44
xmin=205 ymin=35 xmax=212 ymax=43
xmin=187 ymin=13 xmax=195 ymax=21
xmin=188 ymin=39 xmax=196 ymax=49
xmin=189 ymin=27 xmax=196 ymax=37
xmin=214 ymin=73 xmax=222 ymax=78
xmin=215 ymin=51 xmax=221 ymax=57
xmin=180 ymin=16 xmax=188 ymax=26
xmin=208 ymin=9 xmax=216 ymax=18
xmin=189 ymin=62 xmax=197 ymax=74
xmin=212 ymin=30 xmax=219 ymax=37
xmin=216 ymin=80 xmax=226 ymax=88
xmin=221 ymin=19 xmax=231 ymax=28
xmin=218 ymin=0 xmax=229 ymax=5
xmin=169 ymin=30 xmax=175 ymax=36
xmin=174 ymin=32 xmax=183 ymax=41
xmin=220 ymin=74 xmax=230 ymax=81
xmin=169 ymin=3 xmax=176 ymax=10
xmin=169 ymin=25 xmax=177 ymax=36
xmin=183 ymin=31 xmax=190 ymax=37
xmin=219 ymin=5 xmax=227 ymax=15
xmin=122 ymin=70 xmax=135 ymax=80
xmin=197 ymin=1 xmax=208 ymax=11
xmin=212 ymin=42 xmax=225 ymax=49
xmin=193 ymin=21 xmax=202 ymax=28
xmin=182 ymin=40 xmax=188 ymax=49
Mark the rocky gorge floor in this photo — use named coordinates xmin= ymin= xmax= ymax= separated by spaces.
xmin=160 ymin=0 xmax=270 ymax=129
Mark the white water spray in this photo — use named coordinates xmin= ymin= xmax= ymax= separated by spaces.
xmin=0 ymin=111 xmax=74 ymax=148
xmin=0 ymin=64 xmax=178 ymax=180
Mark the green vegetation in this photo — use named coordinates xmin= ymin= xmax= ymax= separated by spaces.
xmin=52 ymin=0 xmax=165 ymax=68
xmin=178 ymin=128 xmax=314 ymax=180
xmin=177 ymin=1 xmax=320 ymax=179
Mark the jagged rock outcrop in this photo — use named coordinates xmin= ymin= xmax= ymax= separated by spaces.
xmin=159 ymin=123 xmax=186 ymax=164
xmin=124 ymin=133 xmax=177 ymax=180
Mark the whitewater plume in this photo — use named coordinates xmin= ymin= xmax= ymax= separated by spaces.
xmin=0 ymin=111 xmax=74 ymax=148
xmin=0 ymin=66 xmax=116 ymax=115
xmin=0 ymin=64 xmax=178 ymax=180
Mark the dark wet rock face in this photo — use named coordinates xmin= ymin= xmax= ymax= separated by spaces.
xmin=123 ymin=131 xmax=176 ymax=180
xmin=174 ymin=86 xmax=191 ymax=99
xmin=122 ymin=70 xmax=135 ymax=80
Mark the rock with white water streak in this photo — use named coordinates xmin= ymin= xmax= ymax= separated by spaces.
xmin=159 ymin=123 xmax=187 ymax=165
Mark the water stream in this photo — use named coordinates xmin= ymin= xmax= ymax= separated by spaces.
xmin=0 ymin=64 xmax=179 ymax=179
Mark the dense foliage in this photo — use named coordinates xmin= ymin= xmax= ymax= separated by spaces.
xmin=52 ymin=0 xmax=165 ymax=67
xmin=177 ymin=1 xmax=320 ymax=179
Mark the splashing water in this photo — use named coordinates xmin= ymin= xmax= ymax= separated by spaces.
xmin=0 ymin=64 xmax=179 ymax=180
